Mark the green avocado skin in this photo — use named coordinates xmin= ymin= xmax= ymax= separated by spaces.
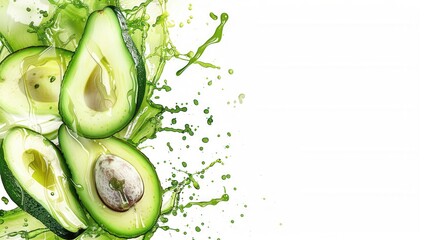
xmin=109 ymin=6 xmax=147 ymax=110
xmin=0 ymin=134 xmax=83 ymax=239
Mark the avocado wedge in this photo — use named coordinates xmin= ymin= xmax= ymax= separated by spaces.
xmin=58 ymin=125 xmax=162 ymax=238
xmin=0 ymin=46 xmax=72 ymax=139
xmin=59 ymin=6 xmax=146 ymax=139
xmin=0 ymin=127 xmax=87 ymax=238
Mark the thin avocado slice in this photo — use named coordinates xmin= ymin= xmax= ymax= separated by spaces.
xmin=0 ymin=208 xmax=142 ymax=240
xmin=0 ymin=208 xmax=59 ymax=239
xmin=58 ymin=125 xmax=162 ymax=238
xmin=59 ymin=6 xmax=146 ymax=139
xmin=0 ymin=127 xmax=88 ymax=238
xmin=0 ymin=46 xmax=71 ymax=139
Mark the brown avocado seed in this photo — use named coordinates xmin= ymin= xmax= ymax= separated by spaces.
xmin=94 ymin=154 xmax=144 ymax=211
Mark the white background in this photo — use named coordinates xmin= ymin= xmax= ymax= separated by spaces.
xmin=220 ymin=0 xmax=429 ymax=239
xmin=2 ymin=0 xmax=429 ymax=239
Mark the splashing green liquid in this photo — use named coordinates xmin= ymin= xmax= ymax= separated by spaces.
xmin=0 ymin=0 xmax=239 ymax=239
xmin=176 ymin=13 xmax=229 ymax=76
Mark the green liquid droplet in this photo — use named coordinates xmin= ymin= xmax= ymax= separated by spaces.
xmin=1 ymin=197 xmax=9 ymax=205
xmin=193 ymin=99 xmax=199 ymax=105
xmin=167 ymin=142 xmax=174 ymax=152
xmin=195 ymin=226 xmax=201 ymax=232
xmin=228 ymin=69 xmax=234 ymax=74
xmin=207 ymin=115 xmax=213 ymax=125
xmin=202 ymin=137 xmax=209 ymax=143
xmin=210 ymin=12 xmax=218 ymax=20
xmin=238 ymin=93 xmax=245 ymax=104
xmin=182 ymin=162 xmax=188 ymax=168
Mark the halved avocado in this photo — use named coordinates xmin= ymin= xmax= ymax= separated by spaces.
xmin=0 ymin=127 xmax=88 ymax=238
xmin=0 ymin=46 xmax=72 ymax=139
xmin=59 ymin=6 xmax=146 ymax=139
xmin=58 ymin=125 xmax=162 ymax=238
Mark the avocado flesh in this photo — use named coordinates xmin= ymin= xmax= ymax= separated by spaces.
xmin=58 ymin=125 xmax=162 ymax=238
xmin=0 ymin=127 xmax=87 ymax=238
xmin=0 ymin=47 xmax=71 ymax=139
xmin=59 ymin=7 xmax=145 ymax=139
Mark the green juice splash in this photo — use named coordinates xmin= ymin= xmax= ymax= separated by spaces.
xmin=0 ymin=0 xmax=240 ymax=239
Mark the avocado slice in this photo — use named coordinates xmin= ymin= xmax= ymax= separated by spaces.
xmin=0 ymin=127 xmax=88 ymax=238
xmin=0 ymin=208 xmax=59 ymax=239
xmin=58 ymin=125 xmax=162 ymax=238
xmin=0 ymin=46 xmax=72 ymax=139
xmin=59 ymin=6 xmax=146 ymax=139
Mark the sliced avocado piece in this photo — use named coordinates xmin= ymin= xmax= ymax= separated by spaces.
xmin=0 ymin=46 xmax=72 ymax=139
xmin=58 ymin=125 xmax=162 ymax=238
xmin=0 ymin=208 xmax=138 ymax=240
xmin=0 ymin=208 xmax=60 ymax=239
xmin=59 ymin=6 xmax=146 ymax=139
xmin=0 ymin=127 xmax=88 ymax=238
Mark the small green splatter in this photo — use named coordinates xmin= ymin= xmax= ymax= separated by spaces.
xmin=221 ymin=174 xmax=231 ymax=180
xmin=207 ymin=115 xmax=213 ymax=125
xmin=228 ymin=69 xmax=234 ymax=74
xmin=210 ymin=12 xmax=218 ymax=20
xmin=238 ymin=93 xmax=245 ymax=104
xmin=182 ymin=162 xmax=188 ymax=168
xmin=1 ymin=197 xmax=8 ymax=205
xmin=39 ymin=10 xmax=48 ymax=17
xmin=193 ymin=99 xmax=199 ymax=105
xmin=195 ymin=226 xmax=201 ymax=232
xmin=167 ymin=142 xmax=174 ymax=152
xmin=202 ymin=137 xmax=209 ymax=143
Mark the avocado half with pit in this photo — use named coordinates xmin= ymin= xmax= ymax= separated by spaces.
xmin=0 ymin=127 xmax=88 ymax=238
xmin=58 ymin=125 xmax=162 ymax=238
xmin=59 ymin=6 xmax=146 ymax=139
xmin=0 ymin=46 xmax=72 ymax=139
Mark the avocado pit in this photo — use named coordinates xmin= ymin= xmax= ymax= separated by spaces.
xmin=94 ymin=154 xmax=144 ymax=212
